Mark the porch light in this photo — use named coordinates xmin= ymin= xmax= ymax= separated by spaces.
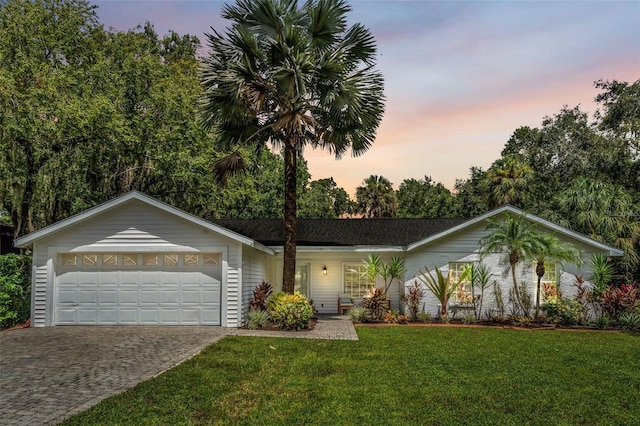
xmin=322 ymin=265 xmax=327 ymax=275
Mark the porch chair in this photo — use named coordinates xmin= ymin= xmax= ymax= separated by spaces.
xmin=338 ymin=293 xmax=354 ymax=315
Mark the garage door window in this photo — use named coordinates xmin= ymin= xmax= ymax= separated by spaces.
xmin=122 ymin=254 xmax=138 ymax=266
xmin=102 ymin=254 xmax=117 ymax=266
xmin=60 ymin=252 xmax=223 ymax=268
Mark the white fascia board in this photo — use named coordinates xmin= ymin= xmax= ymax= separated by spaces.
xmin=406 ymin=205 xmax=624 ymax=257
xmin=15 ymin=191 xmax=274 ymax=255
xmin=270 ymin=245 xmax=406 ymax=253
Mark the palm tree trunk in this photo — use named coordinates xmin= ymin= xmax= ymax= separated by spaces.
xmin=535 ymin=275 xmax=542 ymax=320
xmin=282 ymin=139 xmax=297 ymax=294
xmin=510 ymin=263 xmax=526 ymax=316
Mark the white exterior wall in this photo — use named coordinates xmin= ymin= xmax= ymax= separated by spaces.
xmin=30 ymin=200 xmax=245 ymax=327
xmin=268 ymin=251 xmax=402 ymax=313
xmin=241 ymin=246 xmax=269 ymax=324
xmin=405 ymin=221 xmax=605 ymax=318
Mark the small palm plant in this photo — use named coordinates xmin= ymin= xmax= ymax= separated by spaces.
xmin=419 ymin=266 xmax=470 ymax=318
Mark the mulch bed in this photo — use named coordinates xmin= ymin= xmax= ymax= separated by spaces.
xmin=245 ymin=317 xmax=318 ymax=332
xmin=355 ymin=321 xmax=625 ymax=332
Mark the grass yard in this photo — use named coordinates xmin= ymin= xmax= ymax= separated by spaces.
xmin=63 ymin=327 xmax=639 ymax=425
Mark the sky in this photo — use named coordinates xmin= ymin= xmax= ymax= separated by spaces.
xmin=94 ymin=0 xmax=640 ymax=196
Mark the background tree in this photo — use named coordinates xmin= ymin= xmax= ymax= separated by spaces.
xmin=397 ymin=176 xmax=458 ymax=217
xmin=200 ymin=0 xmax=384 ymax=292
xmin=543 ymin=178 xmax=640 ymax=281
xmin=0 ymin=0 xmax=216 ymax=237
xmin=356 ymin=175 xmax=397 ymax=218
xmin=453 ymin=167 xmax=490 ymax=217
xmin=482 ymin=155 xmax=533 ymax=209
xmin=298 ymin=177 xmax=353 ymax=218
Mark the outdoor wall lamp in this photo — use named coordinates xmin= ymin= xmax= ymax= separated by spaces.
xmin=322 ymin=265 xmax=327 ymax=275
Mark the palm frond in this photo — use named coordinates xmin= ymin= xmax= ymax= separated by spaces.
xmin=212 ymin=150 xmax=246 ymax=186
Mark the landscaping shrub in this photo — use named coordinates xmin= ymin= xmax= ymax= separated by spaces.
xmin=266 ymin=291 xmax=313 ymax=330
xmin=246 ymin=310 xmax=269 ymax=330
xmin=618 ymin=311 xmax=640 ymax=331
xmin=360 ymin=286 xmax=388 ymax=321
xmin=593 ymin=316 xmax=610 ymax=330
xmin=401 ymin=280 xmax=425 ymax=321
xmin=249 ymin=280 xmax=273 ymax=312
xmin=600 ymin=284 xmax=639 ymax=320
xmin=541 ymin=297 xmax=586 ymax=325
xmin=0 ymin=254 xmax=31 ymax=330
xmin=397 ymin=314 xmax=409 ymax=324
xmin=416 ymin=311 xmax=432 ymax=323
xmin=383 ymin=309 xmax=398 ymax=324
xmin=462 ymin=314 xmax=476 ymax=324
xmin=347 ymin=306 xmax=368 ymax=323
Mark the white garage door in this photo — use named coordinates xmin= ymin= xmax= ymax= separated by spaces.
xmin=55 ymin=252 xmax=222 ymax=325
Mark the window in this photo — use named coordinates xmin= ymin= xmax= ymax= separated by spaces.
xmin=203 ymin=253 xmax=220 ymax=266
xmin=534 ymin=261 xmax=558 ymax=303
xmin=143 ymin=254 xmax=158 ymax=266
xmin=163 ymin=254 xmax=179 ymax=266
xmin=81 ymin=254 xmax=97 ymax=266
xmin=61 ymin=253 xmax=76 ymax=266
xmin=122 ymin=254 xmax=138 ymax=266
xmin=102 ymin=254 xmax=117 ymax=266
xmin=449 ymin=262 xmax=474 ymax=303
xmin=343 ymin=264 xmax=369 ymax=298
xmin=184 ymin=254 xmax=199 ymax=266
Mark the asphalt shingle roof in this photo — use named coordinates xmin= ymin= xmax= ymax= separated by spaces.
xmin=211 ymin=218 xmax=470 ymax=247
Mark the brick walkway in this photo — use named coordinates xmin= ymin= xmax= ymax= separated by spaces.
xmin=0 ymin=316 xmax=356 ymax=425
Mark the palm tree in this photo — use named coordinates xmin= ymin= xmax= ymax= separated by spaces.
xmin=355 ymin=175 xmax=397 ymax=218
xmin=554 ymin=177 xmax=639 ymax=280
xmin=480 ymin=213 xmax=546 ymax=316
xmin=531 ymin=233 xmax=582 ymax=319
xmin=483 ymin=156 xmax=533 ymax=209
xmin=200 ymin=0 xmax=384 ymax=292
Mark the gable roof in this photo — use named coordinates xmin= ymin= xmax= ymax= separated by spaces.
xmin=212 ymin=218 xmax=469 ymax=247
xmin=407 ymin=205 xmax=624 ymax=256
xmin=14 ymin=191 xmax=274 ymax=255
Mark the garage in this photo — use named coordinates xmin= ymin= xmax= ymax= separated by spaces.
xmin=54 ymin=252 xmax=222 ymax=325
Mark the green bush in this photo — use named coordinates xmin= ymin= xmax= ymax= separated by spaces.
xmin=416 ymin=311 xmax=432 ymax=323
xmin=618 ymin=312 xmax=640 ymax=331
xmin=0 ymin=254 xmax=31 ymax=329
xmin=267 ymin=291 xmax=314 ymax=330
xmin=347 ymin=306 xmax=368 ymax=323
xmin=246 ymin=310 xmax=269 ymax=330
xmin=541 ymin=297 xmax=585 ymax=325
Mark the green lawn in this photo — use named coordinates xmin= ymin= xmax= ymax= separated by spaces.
xmin=63 ymin=327 xmax=639 ymax=425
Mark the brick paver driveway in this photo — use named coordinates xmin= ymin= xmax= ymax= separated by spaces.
xmin=0 ymin=326 xmax=230 ymax=425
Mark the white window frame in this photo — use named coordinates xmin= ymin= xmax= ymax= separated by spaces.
xmin=449 ymin=262 xmax=474 ymax=304
xmin=534 ymin=261 xmax=558 ymax=303
xmin=343 ymin=263 xmax=370 ymax=298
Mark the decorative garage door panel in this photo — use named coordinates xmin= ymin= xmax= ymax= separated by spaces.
xmin=55 ymin=254 xmax=221 ymax=325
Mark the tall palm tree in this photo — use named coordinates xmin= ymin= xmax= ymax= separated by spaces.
xmin=200 ymin=0 xmax=384 ymax=292
xmin=531 ymin=233 xmax=582 ymax=319
xmin=355 ymin=175 xmax=397 ymax=218
xmin=484 ymin=156 xmax=533 ymax=209
xmin=480 ymin=213 xmax=546 ymax=316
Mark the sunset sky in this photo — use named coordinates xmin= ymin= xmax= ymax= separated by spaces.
xmin=94 ymin=0 xmax=640 ymax=196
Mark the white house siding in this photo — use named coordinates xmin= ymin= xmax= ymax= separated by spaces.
xmin=240 ymin=246 xmax=269 ymax=324
xmin=268 ymin=252 xmax=402 ymax=314
xmin=30 ymin=200 xmax=242 ymax=327
xmin=405 ymin=220 xmax=606 ymax=318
